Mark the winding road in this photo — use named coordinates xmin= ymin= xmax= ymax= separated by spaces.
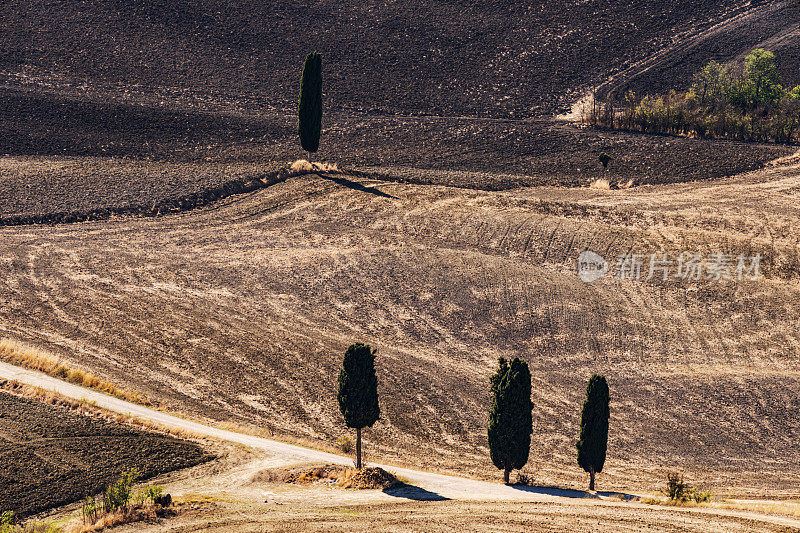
xmin=0 ymin=360 xmax=564 ymax=502
xmin=3 ymin=359 xmax=800 ymax=531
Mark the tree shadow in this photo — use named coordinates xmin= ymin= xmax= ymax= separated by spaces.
xmin=597 ymin=491 xmax=639 ymax=501
xmin=508 ymin=484 xmax=598 ymax=499
xmin=508 ymin=484 xmax=638 ymax=501
xmin=383 ymin=484 xmax=450 ymax=501
xmin=0 ymin=87 xmax=289 ymax=158
xmin=317 ymin=173 xmax=398 ymax=199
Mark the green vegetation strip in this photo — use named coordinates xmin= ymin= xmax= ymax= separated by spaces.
xmin=586 ymin=49 xmax=800 ymax=144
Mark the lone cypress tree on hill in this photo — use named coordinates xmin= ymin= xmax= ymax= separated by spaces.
xmin=298 ymin=52 xmax=323 ymax=159
xmin=576 ymin=374 xmax=610 ymax=491
xmin=337 ymin=343 xmax=380 ymax=469
xmin=487 ymin=357 xmax=533 ymax=483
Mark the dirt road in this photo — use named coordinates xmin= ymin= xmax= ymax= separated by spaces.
xmin=3 ymin=360 xmax=800 ymax=532
xmin=0 ymin=360 xmax=585 ymax=502
xmin=1 ymin=169 xmax=800 ymax=495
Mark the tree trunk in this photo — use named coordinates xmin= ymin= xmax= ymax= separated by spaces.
xmin=356 ymin=427 xmax=362 ymax=470
xmin=589 ymin=465 xmax=595 ymax=491
xmin=503 ymin=463 xmax=511 ymax=484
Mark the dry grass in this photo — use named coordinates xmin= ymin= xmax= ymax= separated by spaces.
xmin=719 ymin=500 xmax=800 ymax=519
xmin=766 ymin=149 xmax=800 ymax=167
xmin=0 ymin=338 xmax=149 ymax=405
xmin=0 ymin=379 xmax=95 ymax=413
xmin=282 ymin=465 xmax=400 ymax=490
xmin=589 ymin=178 xmax=611 ymax=189
xmin=0 ymin=520 xmax=62 ymax=532
xmin=60 ymin=503 xmax=172 ymax=533
xmin=642 ymin=497 xmax=800 ymax=519
xmin=290 ymin=159 xmax=341 ymax=173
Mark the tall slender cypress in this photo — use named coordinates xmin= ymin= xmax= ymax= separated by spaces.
xmin=487 ymin=357 xmax=533 ymax=483
xmin=298 ymin=52 xmax=323 ymax=158
xmin=576 ymin=374 xmax=610 ymax=491
xmin=337 ymin=343 xmax=380 ymax=469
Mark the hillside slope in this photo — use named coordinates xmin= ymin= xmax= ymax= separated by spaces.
xmin=1 ymin=1 xmax=797 ymax=192
xmin=602 ymin=1 xmax=800 ymax=99
xmin=1 ymin=163 xmax=799 ymax=495
xmin=1 ymin=0 xmax=792 ymax=118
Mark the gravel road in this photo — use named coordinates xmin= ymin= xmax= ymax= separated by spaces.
xmin=3 ymin=360 xmax=800 ymax=531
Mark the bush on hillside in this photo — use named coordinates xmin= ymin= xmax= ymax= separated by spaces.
xmin=585 ymin=49 xmax=800 ymax=144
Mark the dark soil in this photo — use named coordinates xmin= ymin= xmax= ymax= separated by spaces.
xmin=0 ymin=156 xmax=289 ymax=224
xmin=0 ymin=0 xmax=782 ymax=118
xmin=324 ymin=118 xmax=791 ymax=188
xmin=605 ymin=2 xmax=800 ymax=99
xmin=0 ymin=0 xmax=796 ymax=218
xmin=0 ymin=93 xmax=791 ymax=220
xmin=0 ymin=391 xmax=212 ymax=517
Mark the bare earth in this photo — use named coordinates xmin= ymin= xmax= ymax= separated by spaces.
xmin=3 ymin=361 xmax=799 ymax=532
xmin=0 ymin=387 xmax=209 ymax=517
xmin=0 ymin=158 xmax=799 ymax=502
xmin=3 ymin=1 xmax=800 ymax=529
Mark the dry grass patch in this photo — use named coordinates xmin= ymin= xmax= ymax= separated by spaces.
xmin=282 ymin=465 xmax=400 ymax=490
xmin=290 ymin=159 xmax=341 ymax=173
xmin=589 ymin=178 xmax=611 ymax=189
xmin=719 ymin=500 xmax=800 ymax=519
xmin=0 ymin=338 xmax=149 ymax=405
xmin=641 ymin=497 xmax=800 ymax=519
xmin=61 ymin=503 xmax=175 ymax=533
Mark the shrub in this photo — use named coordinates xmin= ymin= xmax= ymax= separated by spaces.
xmin=688 ymin=487 xmax=713 ymax=503
xmin=82 ymin=496 xmax=98 ymax=525
xmin=666 ymin=472 xmax=688 ymax=501
xmin=598 ymin=153 xmax=611 ymax=170
xmin=336 ymin=435 xmax=354 ymax=454
xmin=132 ymin=485 xmax=163 ymax=507
xmin=584 ymin=48 xmax=800 ymax=144
xmin=744 ymin=48 xmax=783 ymax=109
xmin=692 ymin=60 xmax=731 ymax=108
xmin=515 ymin=472 xmax=534 ymax=486
xmin=665 ymin=472 xmax=711 ymax=503
xmin=1 ymin=515 xmax=15 ymax=533
xmin=145 ymin=486 xmax=163 ymax=504
xmin=153 ymin=493 xmax=172 ymax=508
xmin=102 ymin=469 xmax=140 ymax=513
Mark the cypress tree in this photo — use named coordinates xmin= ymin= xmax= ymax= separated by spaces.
xmin=337 ymin=343 xmax=380 ymax=469
xmin=487 ymin=357 xmax=533 ymax=483
xmin=576 ymin=374 xmax=610 ymax=491
xmin=298 ymin=52 xmax=323 ymax=159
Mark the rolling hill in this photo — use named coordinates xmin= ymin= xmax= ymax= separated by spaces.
xmin=1 ymin=0 xmax=800 ymax=512
xmin=2 ymin=0 xmax=797 ymax=118
xmin=1 ymin=164 xmax=799 ymax=495
xmin=1 ymin=1 xmax=798 ymax=191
